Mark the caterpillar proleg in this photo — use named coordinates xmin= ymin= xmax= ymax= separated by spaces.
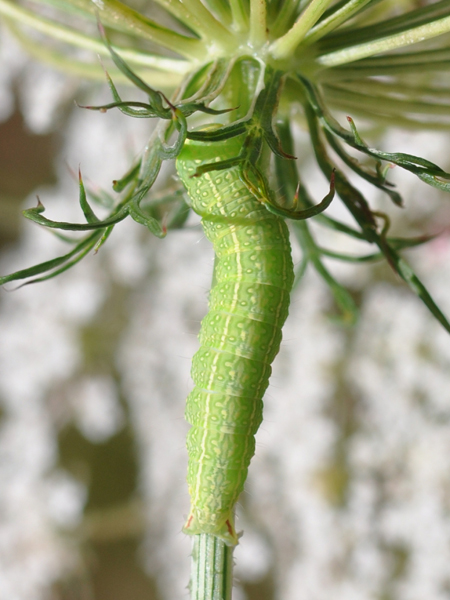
xmin=176 ymin=134 xmax=294 ymax=545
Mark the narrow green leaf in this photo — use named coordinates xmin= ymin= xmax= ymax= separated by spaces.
xmin=78 ymin=170 xmax=100 ymax=223
xmin=0 ymin=233 xmax=101 ymax=285
xmin=15 ymin=236 xmax=101 ymax=287
xmin=23 ymin=204 xmax=128 ymax=231
xmin=113 ymin=161 xmax=141 ymax=193
xmin=315 ymin=214 xmax=367 ymax=240
xmin=253 ymin=68 xmax=296 ymax=159
xmin=93 ymin=225 xmax=115 ymax=252
xmin=324 ymin=129 xmax=403 ymax=206
xmin=389 ymin=234 xmax=437 ymax=250
xmin=128 ymin=197 xmax=166 ymax=237
xmin=264 ymin=171 xmax=336 ymax=220
xmin=318 ymin=248 xmax=382 ymax=262
xmin=158 ymin=109 xmax=188 ymax=160
xmin=79 ymin=99 xmax=157 ymax=118
xmin=192 ymin=156 xmax=245 ymax=178
xmin=293 ymin=220 xmax=358 ymax=325
xmin=187 ymin=121 xmax=249 ymax=142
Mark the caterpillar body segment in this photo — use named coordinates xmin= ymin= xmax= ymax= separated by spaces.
xmin=176 ymin=135 xmax=294 ymax=546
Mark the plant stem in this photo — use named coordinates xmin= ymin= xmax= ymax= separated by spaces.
xmin=203 ymin=0 xmax=233 ymax=28
xmin=5 ymin=19 xmax=184 ymax=87
xmin=190 ymin=534 xmax=234 ymax=600
xmin=154 ymin=0 xmax=233 ymax=49
xmin=151 ymin=0 xmax=229 ymax=41
xmin=303 ymin=0 xmax=373 ymax=45
xmin=271 ymin=0 xmax=301 ymax=39
xmin=249 ymin=0 xmax=267 ymax=48
xmin=229 ymin=0 xmax=249 ymax=33
xmin=93 ymin=0 xmax=205 ymax=60
xmin=324 ymin=85 xmax=450 ymax=117
xmin=0 ymin=0 xmax=192 ymax=70
xmin=318 ymin=14 xmax=450 ymax=67
xmin=269 ymin=0 xmax=335 ymax=59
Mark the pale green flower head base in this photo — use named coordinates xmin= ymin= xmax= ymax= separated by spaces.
xmin=1 ymin=1 xmax=450 ymax=597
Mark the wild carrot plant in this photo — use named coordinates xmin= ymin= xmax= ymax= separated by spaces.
xmin=1 ymin=1 xmax=450 ymax=598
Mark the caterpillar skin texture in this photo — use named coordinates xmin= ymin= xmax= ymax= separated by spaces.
xmin=176 ymin=136 xmax=294 ymax=546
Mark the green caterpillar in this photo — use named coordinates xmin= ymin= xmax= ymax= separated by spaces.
xmin=176 ymin=134 xmax=294 ymax=545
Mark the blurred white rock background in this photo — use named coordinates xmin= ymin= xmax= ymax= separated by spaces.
xmin=1 ymin=25 xmax=450 ymax=600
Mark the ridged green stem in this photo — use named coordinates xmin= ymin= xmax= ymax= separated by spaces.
xmin=151 ymin=0 xmax=230 ymax=41
xmin=229 ymin=0 xmax=248 ymax=32
xmin=271 ymin=0 xmax=301 ymax=39
xmin=303 ymin=0 xmax=373 ymax=45
xmin=0 ymin=0 xmax=190 ymax=73
xmin=190 ymin=535 xmax=234 ymax=600
xmin=250 ymin=0 xmax=267 ymax=47
xmin=5 ymin=19 xmax=183 ymax=87
xmin=269 ymin=0 xmax=335 ymax=59
xmin=318 ymin=13 xmax=450 ymax=67
xmin=93 ymin=0 xmax=205 ymax=60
